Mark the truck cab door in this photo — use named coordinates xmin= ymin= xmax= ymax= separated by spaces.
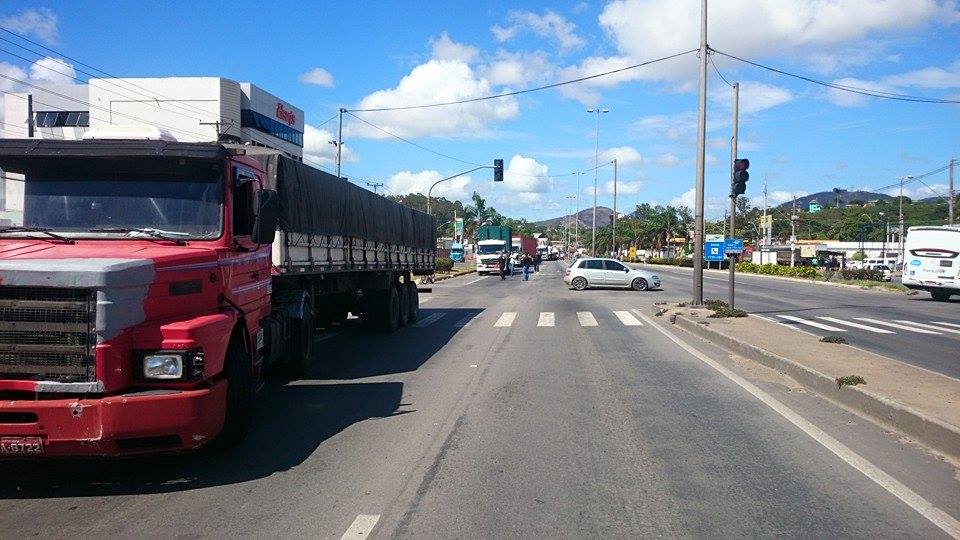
xmin=226 ymin=164 xmax=272 ymax=308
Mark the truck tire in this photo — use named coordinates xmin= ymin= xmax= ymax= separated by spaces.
xmin=366 ymin=287 xmax=400 ymax=332
xmin=631 ymin=277 xmax=649 ymax=291
xmin=287 ymin=306 xmax=314 ymax=376
xmin=931 ymin=289 xmax=952 ymax=302
xmin=571 ymin=277 xmax=588 ymax=290
xmin=215 ymin=336 xmax=255 ymax=449
xmin=397 ymin=282 xmax=410 ymax=327
xmin=406 ymin=281 xmax=419 ymax=322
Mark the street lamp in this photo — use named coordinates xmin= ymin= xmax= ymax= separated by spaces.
xmin=587 ymin=107 xmax=609 ymax=256
xmin=427 ymin=160 xmax=503 ymax=215
xmin=565 ymin=194 xmax=576 ymax=254
xmin=897 ymin=174 xmax=913 ymax=268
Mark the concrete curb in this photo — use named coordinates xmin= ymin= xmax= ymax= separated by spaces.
xmin=642 ymin=263 xmax=911 ymax=295
xmin=673 ymin=314 xmax=960 ymax=461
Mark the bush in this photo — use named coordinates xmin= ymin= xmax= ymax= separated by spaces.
xmin=837 ymin=268 xmax=883 ymax=281
xmin=646 ymin=257 xmax=729 ymax=269
xmin=820 ymin=335 xmax=848 ymax=344
xmin=435 ymin=257 xmax=454 ymax=273
xmin=735 ymin=262 xmax=820 ymax=279
xmin=836 ymin=375 xmax=866 ymax=389
xmin=707 ymin=306 xmax=748 ymax=318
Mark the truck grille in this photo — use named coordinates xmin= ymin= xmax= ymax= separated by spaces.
xmin=0 ymin=287 xmax=96 ymax=383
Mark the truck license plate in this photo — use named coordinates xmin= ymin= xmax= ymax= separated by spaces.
xmin=0 ymin=437 xmax=43 ymax=455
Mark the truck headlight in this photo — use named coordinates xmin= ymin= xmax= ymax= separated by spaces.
xmin=143 ymin=354 xmax=184 ymax=379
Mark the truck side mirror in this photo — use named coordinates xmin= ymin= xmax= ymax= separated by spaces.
xmin=252 ymin=189 xmax=279 ymax=245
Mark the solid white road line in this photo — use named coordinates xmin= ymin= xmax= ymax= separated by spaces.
xmin=613 ymin=310 xmax=643 ymax=326
xmin=777 ymin=314 xmax=846 ymax=332
xmin=895 ymin=320 xmax=960 ymax=335
xmin=816 ymin=317 xmax=895 ymax=334
xmin=932 ymin=321 xmax=960 ymax=330
xmin=454 ymin=315 xmax=476 ymax=327
xmin=853 ymin=318 xmax=942 ymax=335
xmin=494 ymin=312 xmax=517 ymax=327
xmin=464 ymin=277 xmax=485 ymax=285
xmin=636 ymin=311 xmax=960 ymax=539
xmin=577 ymin=311 xmax=598 ymax=327
xmin=341 ymin=514 xmax=380 ymax=539
xmin=412 ymin=312 xmax=444 ymax=328
xmin=537 ymin=312 xmax=555 ymax=327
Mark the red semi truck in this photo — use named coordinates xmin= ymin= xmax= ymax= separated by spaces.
xmin=0 ymin=139 xmax=434 ymax=457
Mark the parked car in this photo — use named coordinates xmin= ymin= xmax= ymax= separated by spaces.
xmin=875 ymin=264 xmax=893 ymax=282
xmin=564 ymin=257 xmax=660 ymax=291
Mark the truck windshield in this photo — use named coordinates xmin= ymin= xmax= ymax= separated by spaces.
xmin=476 ymin=244 xmax=503 ymax=255
xmin=20 ymin=174 xmax=223 ymax=239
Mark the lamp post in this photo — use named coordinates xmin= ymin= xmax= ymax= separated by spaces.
xmin=565 ymin=194 xmax=576 ymax=255
xmin=587 ymin=107 xmax=609 ymax=256
xmin=427 ymin=161 xmax=503 ymax=215
xmin=897 ymin=174 xmax=913 ymax=268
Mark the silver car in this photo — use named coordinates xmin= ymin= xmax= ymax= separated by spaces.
xmin=564 ymin=257 xmax=661 ymax=291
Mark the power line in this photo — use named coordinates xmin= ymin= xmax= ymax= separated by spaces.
xmin=871 ymin=163 xmax=950 ymax=191
xmin=711 ymin=48 xmax=960 ymax=104
xmin=707 ymin=52 xmax=734 ymax=88
xmin=347 ymin=49 xmax=698 ymax=112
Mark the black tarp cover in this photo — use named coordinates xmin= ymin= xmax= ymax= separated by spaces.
xmin=244 ymin=149 xmax=435 ymax=250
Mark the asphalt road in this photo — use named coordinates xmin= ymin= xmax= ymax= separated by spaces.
xmin=1 ymin=261 xmax=957 ymax=538
xmin=644 ymin=264 xmax=960 ymax=379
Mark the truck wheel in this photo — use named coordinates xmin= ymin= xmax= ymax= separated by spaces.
xmin=406 ymin=281 xmax=419 ymax=322
xmin=631 ymin=278 xmax=649 ymax=291
xmin=396 ymin=282 xmax=410 ymax=327
xmin=287 ymin=306 xmax=314 ymax=376
xmin=373 ymin=286 xmax=400 ymax=332
xmin=571 ymin=277 xmax=588 ymax=290
xmin=931 ymin=290 xmax=952 ymax=302
xmin=215 ymin=336 xmax=255 ymax=448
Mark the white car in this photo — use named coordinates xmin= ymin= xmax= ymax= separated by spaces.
xmin=564 ymin=257 xmax=660 ymax=291
xmin=874 ymin=264 xmax=893 ymax=282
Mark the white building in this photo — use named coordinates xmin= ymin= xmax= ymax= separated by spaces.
xmin=1 ymin=77 xmax=304 ymax=224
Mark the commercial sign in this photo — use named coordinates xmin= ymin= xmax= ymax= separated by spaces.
xmin=724 ymin=238 xmax=744 ymax=254
xmin=705 ymin=234 xmax=725 ymax=243
xmin=276 ymin=103 xmax=297 ymax=126
xmin=454 ymin=217 xmax=464 ymax=242
xmin=800 ymin=244 xmax=818 ymax=258
xmin=704 ymin=241 xmax=725 ymax=261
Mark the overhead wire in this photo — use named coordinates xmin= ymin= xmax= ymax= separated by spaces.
xmin=708 ymin=52 xmax=735 ymax=88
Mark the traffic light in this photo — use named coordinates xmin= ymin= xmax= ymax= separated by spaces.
xmin=731 ymin=158 xmax=749 ymax=196
xmin=494 ymin=159 xmax=504 ymax=182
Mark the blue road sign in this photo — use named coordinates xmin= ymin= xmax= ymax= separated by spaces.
xmin=704 ymin=241 xmax=725 ymax=261
xmin=724 ymin=238 xmax=744 ymax=254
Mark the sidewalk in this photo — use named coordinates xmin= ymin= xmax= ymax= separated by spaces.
xmin=663 ymin=305 xmax=960 ymax=460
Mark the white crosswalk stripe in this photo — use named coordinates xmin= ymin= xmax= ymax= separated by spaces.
xmin=853 ymin=318 xmax=942 ymax=335
xmin=613 ymin=310 xmax=643 ymax=326
xmin=494 ymin=312 xmax=517 ymax=327
xmin=777 ymin=314 xmax=846 ymax=331
xmin=815 ymin=317 xmax=895 ymax=334
xmin=537 ymin=312 xmax=555 ymax=327
xmin=931 ymin=321 xmax=960 ymax=330
xmin=577 ymin=311 xmax=598 ymax=327
xmin=412 ymin=312 xmax=444 ymax=328
xmin=894 ymin=320 xmax=960 ymax=335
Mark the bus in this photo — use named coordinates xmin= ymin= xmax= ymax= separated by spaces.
xmin=901 ymin=225 xmax=960 ymax=301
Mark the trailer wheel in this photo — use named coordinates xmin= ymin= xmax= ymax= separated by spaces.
xmin=287 ymin=306 xmax=314 ymax=376
xmin=931 ymin=290 xmax=952 ymax=302
xmin=380 ymin=285 xmax=400 ymax=332
xmin=214 ymin=336 xmax=255 ymax=449
xmin=397 ymin=282 xmax=410 ymax=327
xmin=406 ymin=281 xmax=419 ymax=323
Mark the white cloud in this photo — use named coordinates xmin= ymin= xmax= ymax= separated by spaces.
xmin=0 ymin=8 xmax=58 ymax=44
xmin=633 ymin=111 xmax=698 ymax=141
xmin=299 ymin=67 xmax=335 ymax=88
xmin=303 ymin=124 xmax=357 ymax=168
xmin=601 ymin=179 xmax=643 ymax=196
xmin=827 ymin=59 xmax=960 ymax=107
xmin=880 ymin=183 xmax=951 ymax=200
xmin=431 ymin=32 xmax=479 ymax=63
xmin=710 ymin=81 xmax=794 ymax=114
xmin=28 ymin=57 xmax=75 ymax=85
xmin=826 ymin=77 xmax=899 ymax=107
xmin=654 ymin=152 xmax=681 ymax=167
xmin=491 ymin=10 xmax=585 ymax=52
xmin=599 ymin=146 xmax=642 ymax=167
xmin=503 ymin=154 xmax=551 ymax=193
xmin=387 ymin=170 xmax=473 ymax=200
xmin=480 ymin=50 xmax=554 ymax=87
xmin=750 ymin=190 xmax=809 ymax=208
xmin=669 ymin=187 xmax=729 ymax=219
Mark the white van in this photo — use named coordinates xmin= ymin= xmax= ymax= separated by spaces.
xmin=901 ymin=226 xmax=960 ymax=301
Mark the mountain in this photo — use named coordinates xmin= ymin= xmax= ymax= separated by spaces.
xmin=775 ymin=190 xmax=894 ymax=210
xmin=534 ymin=206 xmax=615 ymax=229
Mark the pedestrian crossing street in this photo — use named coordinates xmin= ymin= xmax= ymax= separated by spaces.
xmin=772 ymin=314 xmax=960 ymax=338
xmin=412 ymin=308 xmax=646 ymax=329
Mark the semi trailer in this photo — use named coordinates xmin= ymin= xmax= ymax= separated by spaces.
xmin=0 ymin=138 xmax=435 ymax=457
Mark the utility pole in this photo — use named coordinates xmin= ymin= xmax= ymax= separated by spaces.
xmin=762 ymin=177 xmax=768 ymax=248
xmin=692 ymin=0 xmax=708 ymax=306
xmin=366 ymin=181 xmax=384 ymax=194
xmin=897 ymin=174 xmax=913 ymax=265
xmin=728 ymin=81 xmax=738 ymax=308
xmin=575 ymin=171 xmax=581 ymax=250
xmin=949 ymin=158 xmax=956 ymax=226
xmin=612 ymin=158 xmax=618 ymax=258
xmin=790 ymin=195 xmax=798 ymax=268
xmin=336 ymin=107 xmax=346 ymax=178
xmin=587 ymin=108 xmax=609 ymax=256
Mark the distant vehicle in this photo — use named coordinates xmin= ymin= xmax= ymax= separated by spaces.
xmin=450 ymin=242 xmax=464 ymax=263
xmin=874 ymin=265 xmax=893 ymax=282
xmin=863 ymin=257 xmax=899 ymax=270
xmin=564 ymin=258 xmax=660 ymax=291
xmin=902 ymin=225 xmax=960 ymax=301
xmin=511 ymin=235 xmax=537 ymax=270
xmin=476 ymin=226 xmax=511 ymax=274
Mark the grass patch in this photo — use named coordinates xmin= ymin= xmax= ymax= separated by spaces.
xmin=836 ymin=375 xmax=866 ymax=389
xmin=704 ymin=298 xmax=729 ymax=310
xmin=707 ymin=306 xmax=747 ymax=318
xmin=820 ymin=335 xmax=848 ymax=344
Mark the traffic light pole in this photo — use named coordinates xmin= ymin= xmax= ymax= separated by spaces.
xmin=728 ymin=82 xmax=739 ymax=309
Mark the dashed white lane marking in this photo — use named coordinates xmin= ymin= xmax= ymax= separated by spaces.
xmin=778 ymin=314 xmax=845 ymax=332
xmin=577 ymin=311 xmax=598 ymax=327
xmin=816 ymin=317 xmax=895 ymax=334
xmin=454 ymin=315 xmax=476 ymax=327
xmin=464 ymin=277 xmax=485 ymax=285
xmin=494 ymin=312 xmax=517 ymax=327
xmin=341 ymin=514 xmax=380 ymax=539
xmin=636 ymin=310 xmax=960 ymax=539
xmin=854 ymin=317 xmax=942 ymax=335
xmin=412 ymin=312 xmax=444 ymax=328
xmin=932 ymin=321 xmax=960 ymax=330
xmin=895 ymin=320 xmax=960 ymax=335
xmin=613 ymin=310 xmax=643 ymax=326
xmin=537 ymin=312 xmax=555 ymax=327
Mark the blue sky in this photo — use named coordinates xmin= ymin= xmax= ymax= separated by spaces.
xmin=1 ymin=1 xmax=958 ymax=220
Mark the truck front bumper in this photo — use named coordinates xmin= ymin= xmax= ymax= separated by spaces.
xmin=0 ymin=380 xmax=227 ymax=457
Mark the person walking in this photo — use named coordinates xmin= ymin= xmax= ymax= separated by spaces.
xmin=533 ymin=252 xmax=542 ymax=273
xmin=522 ymin=252 xmax=532 ymax=281
xmin=498 ymin=252 xmax=508 ymax=280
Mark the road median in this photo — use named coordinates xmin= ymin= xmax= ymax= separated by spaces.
xmin=662 ymin=304 xmax=960 ymax=461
